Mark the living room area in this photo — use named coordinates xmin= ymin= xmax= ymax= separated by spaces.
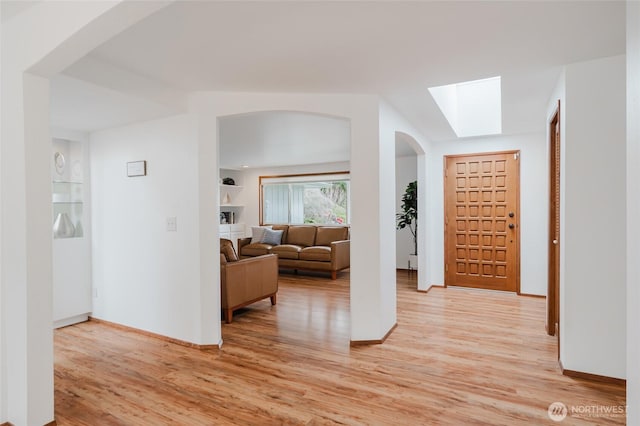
xmin=216 ymin=110 xmax=354 ymax=323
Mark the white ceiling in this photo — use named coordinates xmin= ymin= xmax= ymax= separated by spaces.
xmin=50 ymin=74 xmax=180 ymax=133
xmin=219 ymin=111 xmax=350 ymax=169
xmin=1 ymin=1 xmax=38 ymax=23
xmin=48 ymin=1 xmax=625 ymax=166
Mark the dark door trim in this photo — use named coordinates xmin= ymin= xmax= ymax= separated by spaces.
xmin=547 ymin=101 xmax=561 ymax=346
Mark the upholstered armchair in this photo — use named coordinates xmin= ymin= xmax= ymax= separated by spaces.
xmin=220 ymin=238 xmax=278 ymax=323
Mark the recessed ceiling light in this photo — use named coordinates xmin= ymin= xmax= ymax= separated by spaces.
xmin=429 ymin=76 xmax=502 ymax=138
xmin=241 ymin=165 xmax=249 ymax=168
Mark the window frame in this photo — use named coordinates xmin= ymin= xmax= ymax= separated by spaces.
xmin=259 ymin=171 xmax=350 ymax=226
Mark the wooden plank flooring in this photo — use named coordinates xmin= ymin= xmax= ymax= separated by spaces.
xmin=54 ymin=271 xmax=625 ymax=425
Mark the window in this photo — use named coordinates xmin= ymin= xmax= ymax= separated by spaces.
xmin=260 ymin=172 xmax=350 ymax=225
xmin=428 ymin=76 xmax=502 ymax=138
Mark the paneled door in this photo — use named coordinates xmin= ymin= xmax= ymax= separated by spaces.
xmin=444 ymin=151 xmax=520 ymax=292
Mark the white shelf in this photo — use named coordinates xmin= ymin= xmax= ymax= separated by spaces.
xmin=220 ymin=184 xmax=243 ymax=190
xmin=220 ymin=223 xmax=245 ymax=231
xmin=219 ymin=170 xmax=244 ymax=224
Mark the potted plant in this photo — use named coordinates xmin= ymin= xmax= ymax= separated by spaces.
xmin=396 ymin=180 xmax=418 ymax=258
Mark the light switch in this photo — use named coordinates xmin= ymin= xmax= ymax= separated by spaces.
xmin=166 ymin=216 xmax=177 ymax=232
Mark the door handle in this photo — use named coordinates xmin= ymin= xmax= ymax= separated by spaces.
xmin=509 ymin=223 xmax=515 ymax=229
xmin=553 ymin=239 xmax=558 ymax=244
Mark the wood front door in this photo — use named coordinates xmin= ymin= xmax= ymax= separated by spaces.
xmin=444 ymin=152 xmax=520 ymax=292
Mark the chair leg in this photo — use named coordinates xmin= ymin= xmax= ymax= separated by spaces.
xmin=225 ymin=309 xmax=233 ymax=324
xmin=270 ymin=294 xmax=277 ymax=305
xmin=331 ymin=271 xmax=337 ymax=280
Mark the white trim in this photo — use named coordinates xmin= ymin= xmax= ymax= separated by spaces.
xmin=260 ymin=173 xmax=349 ymax=185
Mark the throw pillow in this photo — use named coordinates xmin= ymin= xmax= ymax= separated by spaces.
xmin=220 ymin=244 xmax=239 ymax=262
xmin=261 ymin=229 xmax=283 ymax=246
xmin=251 ymin=226 xmax=272 ymax=244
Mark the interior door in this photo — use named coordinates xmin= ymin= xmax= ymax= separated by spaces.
xmin=547 ymin=102 xmax=561 ymax=338
xmin=444 ymin=151 xmax=520 ymax=292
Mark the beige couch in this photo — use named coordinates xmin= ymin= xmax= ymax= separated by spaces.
xmin=220 ymin=238 xmax=278 ymax=323
xmin=238 ymin=225 xmax=350 ymax=280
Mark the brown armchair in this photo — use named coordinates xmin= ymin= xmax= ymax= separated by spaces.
xmin=220 ymin=238 xmax=278 ymax=323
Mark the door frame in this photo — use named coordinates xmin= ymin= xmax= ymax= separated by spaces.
xmin=547 ymin=101 xmax=561 ymax=340
xmin=443 ymin=150 xmax=521 ymax=293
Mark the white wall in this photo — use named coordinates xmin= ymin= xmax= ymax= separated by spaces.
xmin=1 ymin=6 xmax=4 ymax=418
xmin=428 ymin=132 xmax=548 ymax=295
xmin=395 ymin=156 xmax=417 ymax=268
xmin=237 ymin=161 xmax=350 ymax=232
xmin=377 ymin=103 xmax=399 ymax=330
xmin=378 ymin=101 xmax=431 ymax=292
xmin=561 ymin=55 xmax=626 ymax=379
xmin=627 ymin=2 xmax=640 ymax=422
xmin=90 ymin=114 xmax=209 ymax=344
xmin=1 ymin=2 xmax=171 ymax=423
xmin=378 ymin=102 xmax=430 ymax=319
xmin=190 ymin=92 xmax=396 ymax=342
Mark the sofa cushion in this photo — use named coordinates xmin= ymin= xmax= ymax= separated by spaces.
xmin=286 ymin=225 xmax=317 ymax=247
xmin=315 ymin=226 xmax=349 ymax=246
xmin=262 ymin=229 xmax=284 ymax=245
xmin=271 ymin=244 xmax=302 ymax=259
xmin=240 ymin=243 xmax=273 ymax=257
xmin=220 ymin=238 xmax=239 ymax=262
xmin=299 ymin=246 xmax=331 ymax=262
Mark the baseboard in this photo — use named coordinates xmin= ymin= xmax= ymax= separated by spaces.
xmin=54 ymin=314 xmax=89 ymax=329
xmin=518 ymin=293 xmax=546 ymax=298
xmin=559 ymin=360 xmax=626 ymax=386
xmin=88 ymin=317 xmax=220 ymax=350
xmin=416 ymin=285 xmax=544 ymax=297
xmin=350 ymin=323 xmax=397 ymax=346
xmin=417 ymin=284 xmax=445 ymax=294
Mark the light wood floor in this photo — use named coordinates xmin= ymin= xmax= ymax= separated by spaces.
xmin=54 ymin=271 xmax=625 ymax=425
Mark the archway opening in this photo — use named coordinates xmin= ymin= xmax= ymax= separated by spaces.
xmin=394 ymin=131 xmax=427 ymax=291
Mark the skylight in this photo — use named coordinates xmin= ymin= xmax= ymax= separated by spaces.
xmin=428 ymin=76 xmax=502 ymax=138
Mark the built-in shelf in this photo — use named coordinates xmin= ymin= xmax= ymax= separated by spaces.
xmin=52 ymin=137 xmax=91 ymax=328
xmin=219 ymin=183 xmax=244 ymax=210
xmin=52 ymin=179 xmax=84 ymax=239
xmin=219 ymin=170 xmax=244 ymax=224
xmin=52 ymin=181 xmax=83 ymax=203
xmin=220 ymin=184 xmax=243 ymax=190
